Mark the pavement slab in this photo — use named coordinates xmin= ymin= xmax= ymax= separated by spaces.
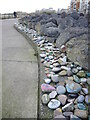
xmin=2 ymin=19 xmax=38 ymax=118
xmin=0 ymin=20 xmax=2 ymax=120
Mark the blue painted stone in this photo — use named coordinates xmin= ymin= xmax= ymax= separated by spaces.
xmin=77 ymin=103 xmax=86 ymax=110
xmin=48 ymin=99 xmax=60 ymax=109
xmin=66 ymin=81 xmax=82 ymax=93
xmin=45 ymin=57 xmax=50 ymax=61
xmin=73 ymin=75 xmax=81 ymax=83
xmin=56 ymin=85 xmax=66 ymax=94
xmin=77 ymin=95 xmax=84 ymax=103
xmin=86 ymin=72 xmax=90 ymax=77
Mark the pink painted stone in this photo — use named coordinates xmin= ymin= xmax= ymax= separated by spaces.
xmin=41 ymin=83 xmax=55 ymax=93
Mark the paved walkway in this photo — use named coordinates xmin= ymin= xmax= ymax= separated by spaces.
xmin=0 ymin=20 xmax=2 ymax=120
xmin=2 ymin=19 xmax=38 ymax=118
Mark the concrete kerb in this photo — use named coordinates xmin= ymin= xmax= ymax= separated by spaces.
xmin=14 ymin=25 xmax=41 ymax=119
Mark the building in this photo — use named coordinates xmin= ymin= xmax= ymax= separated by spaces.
xmin=79 ymin=0 xmax=89 ymax=13
xmin=76 ymin=0 xmax=80 ymax=11
xmin=70 ymin=0 xmax=89 ymax=13
xmin=70 ymin=0 xmax=77 ymax=11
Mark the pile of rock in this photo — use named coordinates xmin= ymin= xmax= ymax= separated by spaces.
xmin=19 ymin=12 xmax=88 ymax=40
xmin=19 ymin=11 xmax=88 ymax=70
xmin=15 ymin=23 xmax=89 ymax=120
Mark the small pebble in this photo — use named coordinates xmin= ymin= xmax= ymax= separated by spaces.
xmin=70 ymin=114 xmax=81 ymax=120
xmin=51 ymin=74 xmax=59 ymax=83
xmin=58 ymin=95 xmax=67 ymax=106
xmin=48 ymin=99 xmax=60 ymax=109
xmin=77 ymin=66 xmax=82 ymax=70
xmin=61 ymin=66 xmax=71 ymax=71
xmin=80 ymin=78 xmax=87 ymax=83
xmin=74 ymin=109 xmax=88 ymax=119
xmin=54 ymin=108 xmax=62 ymax=117
xmin=77 ymin=95 xmax=84 ymax=103
xmin=87 ymin=78 xmax=90 ymax=85
xmin=82 ymin=88 xmax=88 ymax=95
xmin=53 ymin=62 xmax=60 ymax=67
xmin=86 ymin=72 xmax=90 ymax=77
xmin=44 ymin=78 xmax=51 ymax=84
xmin=56 ymin=85 xmax=66 ymax=94
xmin=59 ymin=70 xmax=67 ymax=76
xmin=67 ymin=70 xmax=73 ymax=76
xmin=40 ymin=53 xmax=46 ymax=58
xmin=85 ymin=95 xmax=88 ymax=104
xmin=60 ymin=45 xmax=66 ymax=53
xmin=67 ymin=98 xmax=75 ymax=103
xmin=68 ymin=76 xmax=74 ymax=81
xmin=60 ymin=56 xmax=67 ymax=63
xmin=54 ymin=115 xmax=66 ymax=119
xmin=49 ymin=91 xmax=57 ymax=99
xmin=73 ymin=75 xmax=81 ymax=83
xmin=69 ymin=94 xmax=78 ymax=98
xmin=52 ymin=67 xmax=61 ymax=73
xmin=42 ymin=94 xmax=50 ymax=104
xmin=63 ymin=112 xmax=73 ymax=117
xmin=77 ymin=103 xmax=86 ymax=110
xmin=77 ymin=70 xmax=86 ymax=77
xmin=41 ymin=83 xmax=55 ymax=93
xmin=72 ymin=68 xmax=78 ymax=74
xmin=66 ymin=81 xmax=82 ymax=94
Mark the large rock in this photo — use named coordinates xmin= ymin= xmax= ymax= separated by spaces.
xmin=61 ymin=12 xmax=67 ymax=18
xmin=66 ymin=34 xmax=88 ymax=69
xmin=57 ymin=18 xmax=67 ymax=30
xmin=70 ymin=11 xmax=79 ymax=20
xmin=42 ymin=22 xmax=57 ymax=28
xmin=77 ymin=16 xmax=88 ymax=27
xmin=40 ymin=17 xmax=58 ymax=25
xmin=57 ymin=14 xmax=88 ymax=29
xmin=57 ymin=16 xmax=74 ymax=29
xmin=56 ymin=27 xmax=88 ymax=48
xmin=41 ymin=26 xmax=60 ymax=39
xmin=20 ymin=12 xmax=89 ymax=70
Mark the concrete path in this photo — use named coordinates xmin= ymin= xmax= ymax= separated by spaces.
xmin=0 ymin=20 xmax=2 ymax=120
xmin=2 ymin=19 xmax=38 ymax=118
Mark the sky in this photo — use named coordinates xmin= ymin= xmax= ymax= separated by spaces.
xmin=0 ymin=0 xmax=71 ymax=14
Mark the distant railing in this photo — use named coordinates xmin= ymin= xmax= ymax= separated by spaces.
xmin=0 ymin=13 xmax=29 ymax=19
xmin=0 ymin=13 xmax=14 ymax=19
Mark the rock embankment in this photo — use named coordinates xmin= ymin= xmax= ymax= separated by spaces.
xmin=14 ymin=23 xmax=89 ymax=120
xmin=19 ymin=11 xmax=89 ymax=70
